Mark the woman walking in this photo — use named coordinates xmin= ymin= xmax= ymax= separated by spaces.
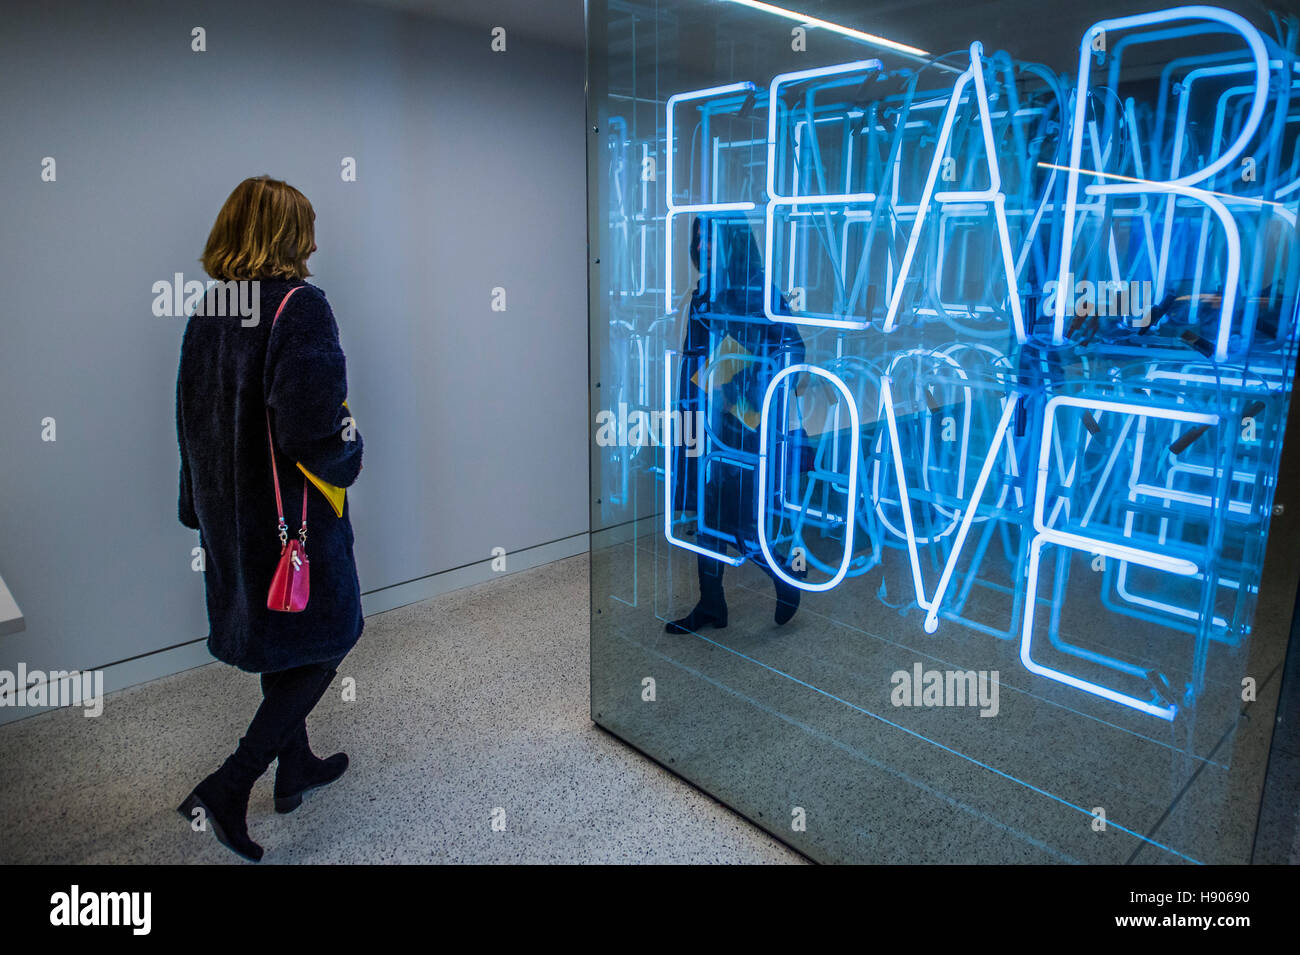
xmin=174 ymin=176 xmax=365 ymax=861
xmin=666 ymin=215 xmax=807 ymax=634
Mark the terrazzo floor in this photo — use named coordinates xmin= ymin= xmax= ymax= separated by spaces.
xmin=0 ymin=554 xmax=804 ymax=864
xmin=3 ymin=544 xmax=1293 ymax=865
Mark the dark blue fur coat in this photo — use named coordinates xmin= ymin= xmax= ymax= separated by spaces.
xmin=176 ymin=279 xmax=364 ymax=672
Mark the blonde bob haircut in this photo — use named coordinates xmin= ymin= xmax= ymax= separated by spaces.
xmin=201 ymin=176 xmax=315 ymax=281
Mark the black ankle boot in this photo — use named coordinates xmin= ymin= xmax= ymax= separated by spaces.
xmin=667 ymin=555 xmax=729 ymax=634
xmin=774 ymin=569 xmax=806 ymax=626
xmin=179 ymin=662 xmax=340 ymax=861
xmin=665 ymin=601 xmax=728 ymax=634
xmin=274 ymin=724 xmax=349 ymax=813
xmin=177 ymin=754 xmax=264 ymax=863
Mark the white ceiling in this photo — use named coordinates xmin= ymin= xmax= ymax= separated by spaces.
xmin=340 ymin=0 xmax=1299 ymax=73
xmin=345 ymin=0 xmax=585 ymax=48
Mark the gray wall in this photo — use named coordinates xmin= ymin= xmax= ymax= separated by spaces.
xmin=0 ymin=0 xmax=588 ymax=690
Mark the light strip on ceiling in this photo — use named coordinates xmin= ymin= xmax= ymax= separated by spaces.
xmin=720 ymin=0 xmax=932 ymax=61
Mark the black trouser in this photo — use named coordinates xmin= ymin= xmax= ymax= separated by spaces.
xmin=695 ymin=539 xmax=792 ymax=613
xmin=695 ymin=474 xmax=791 ymax=614
xmin=227 ymin=656 xmax=345 ymax=781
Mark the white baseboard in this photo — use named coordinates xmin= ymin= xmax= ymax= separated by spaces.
xmin=0 ymin=640 xmax=216 ymax=726
xmin=360 ymin=532 xmax=589 ymax=616
xmin=0 ymin=533 xmax=589 ymax=727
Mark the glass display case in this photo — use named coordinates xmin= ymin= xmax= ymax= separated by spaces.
xmin=587 ymin=0 xmax=1300 ymax=863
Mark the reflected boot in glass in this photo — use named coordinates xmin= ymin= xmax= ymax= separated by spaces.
xmin=177 ymin=663 xmax=337 ymax=862
xmin=771 ymin=560 xmax=806 ymax=626
xmin=273 ymin=688 xmax=349 ymax=813
xmin=666 ymin=554 xmax=728 ymax=633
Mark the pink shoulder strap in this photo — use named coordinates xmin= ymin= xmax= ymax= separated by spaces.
xmin=265 ymin=286 xmax=308 ymax=541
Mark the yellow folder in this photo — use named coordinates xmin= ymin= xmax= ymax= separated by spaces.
xmin=295 ymin=400 xmax=350 ymax=518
